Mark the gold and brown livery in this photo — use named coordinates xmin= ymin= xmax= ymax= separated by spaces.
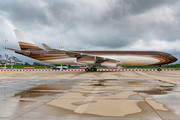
xmin=8 ymin=29 xmax=178 ymax=69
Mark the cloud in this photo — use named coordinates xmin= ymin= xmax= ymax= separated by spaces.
xmin=0 ymin=0 xmax=180 ymax=63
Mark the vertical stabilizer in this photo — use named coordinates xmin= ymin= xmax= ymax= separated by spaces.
xmin=14 ymin=29 xmax=41 ymax=50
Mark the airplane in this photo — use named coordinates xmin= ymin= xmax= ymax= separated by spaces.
xmin=6 ymin=29 xmax=178 ymax=72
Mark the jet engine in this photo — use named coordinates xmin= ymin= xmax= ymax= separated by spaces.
xmin=77 ymin=56 xmax=96 ymax=64
xmin=101 ymin=60 xmax=117 ymax=67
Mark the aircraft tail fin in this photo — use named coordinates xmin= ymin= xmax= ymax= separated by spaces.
xmin=14 ymin=29 xmax=42 ymax=50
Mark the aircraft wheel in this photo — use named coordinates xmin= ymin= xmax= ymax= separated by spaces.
xmin=94 ymin=68 xmax=97 ymax=71
xmin=91 ymin=68 xmax=95 ymax=72
xmin=157 ymin=68 xmax=161 ymax=71
xmin=85 ymin=68 xmax=90 ymax=72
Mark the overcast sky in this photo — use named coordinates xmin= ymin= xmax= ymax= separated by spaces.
xmin=0 ymin=0 xmax=180 ymax=63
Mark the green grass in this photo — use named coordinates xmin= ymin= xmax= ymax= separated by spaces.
xmin=0 ymin=65 xmax=52 ymax=69
xmin=0 ymin=65 xmax=180 ymax=69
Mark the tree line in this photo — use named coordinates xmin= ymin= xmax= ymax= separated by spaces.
xmin=24 ymin=62 xmax=180 ymax=69
xmin=24 ymin=62 xmax=44 ymax=66
xmin=123 ymin=63 xmax=180 ymax=69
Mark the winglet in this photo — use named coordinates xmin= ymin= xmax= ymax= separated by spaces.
xmin=42 ymin=43 xmax=52 ymax=50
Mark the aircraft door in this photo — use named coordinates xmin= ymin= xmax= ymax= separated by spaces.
xmin=40 ymin=51 xmax=44 ymax=57
xmin=160 ymin=53 xmax=165 ymax=59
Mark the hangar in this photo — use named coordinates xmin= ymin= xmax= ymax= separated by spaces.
xmin=0 ymin=54 xmax=23 ymax=65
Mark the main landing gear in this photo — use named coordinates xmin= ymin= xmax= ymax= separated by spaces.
xmin=85 ymin=67 xmax=97 ymax=72
xmin=157 ymin=65 xmax=161 ymax=71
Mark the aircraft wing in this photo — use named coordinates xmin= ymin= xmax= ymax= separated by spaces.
xmin=42 ymin=43 xmax=120 ymax=63
xmin=42 ymin=43 xmax=89 ymax=57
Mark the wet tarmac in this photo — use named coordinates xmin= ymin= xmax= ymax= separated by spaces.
xmin=0 ymin=71 xmax=180 ymax=120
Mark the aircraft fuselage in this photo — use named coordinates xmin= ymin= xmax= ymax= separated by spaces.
xmin=16 ymin=50 xmax=177 ymax=66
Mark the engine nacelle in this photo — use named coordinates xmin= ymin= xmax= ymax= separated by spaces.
xmin=101 ymin=61 xmax=117 ymax=68
xmin=77 ymin=56 xmax=95 ymax=64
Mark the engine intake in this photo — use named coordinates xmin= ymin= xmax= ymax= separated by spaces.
xmin=101 ymin=60 xmax=117 ymax=67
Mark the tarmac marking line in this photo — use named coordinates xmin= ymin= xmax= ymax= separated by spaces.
xmin=74 ymin=87 xmax=100 ymax=114
xmin=104 ymin=72 xmax=110 ymax=79
xmin=136 ymin=71 xmax=179 ymax=85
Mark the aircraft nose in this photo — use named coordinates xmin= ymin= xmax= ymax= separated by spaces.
xmin=171 ymin=56 xmax=178 ymax=63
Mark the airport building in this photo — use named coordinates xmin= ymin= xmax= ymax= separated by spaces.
xmin=0 ymin=55 xmax=5 ymax=65
xmin=0 ymin=54 xmax=23 ymax=65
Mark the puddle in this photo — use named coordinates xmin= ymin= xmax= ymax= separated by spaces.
xmin=13 ymin=82 xmax=78 ymax=98
xmin=134 ymin=82 xmax=175 ymax=95
xmin=1 ymin=78 xmax=180 ymax=119
xmin=159 ymin=84 xmax=176 ymax=87
xmin=14 ymin=89 xmax=63 ymax=98
xmin=90 ymin=79 xmax=120 ymax=86
xmin=135 ymin=88 xmax=173 ymax=95
xmin=90 ymin=83 xmax=106 ymax=86
xmin=0 ymin=79 xmax=84 ymax=99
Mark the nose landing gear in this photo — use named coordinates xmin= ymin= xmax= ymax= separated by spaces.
xmin=157 ymin=65 xmax=161 ymax=71
xmin=157 ymin=68 xmax=161 ymax=71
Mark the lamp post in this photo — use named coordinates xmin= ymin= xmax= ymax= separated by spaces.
xmin=59 ymin=46 xmax=64 ymax=71
xmin=11 ymin=53 xmax=13 ymax=69
xmin=3 ymin=39 xmax=8 ymax=69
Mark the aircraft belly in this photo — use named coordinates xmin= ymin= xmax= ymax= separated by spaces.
xmin=44 ymin=58 xmax=76 ymax=65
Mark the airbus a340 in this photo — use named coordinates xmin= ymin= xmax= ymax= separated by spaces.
xmin=6 ymin=29 xmax=178 ymax=71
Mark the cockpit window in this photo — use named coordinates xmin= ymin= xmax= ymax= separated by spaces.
xmin=169 ymin=55 xmax=172 ymax=57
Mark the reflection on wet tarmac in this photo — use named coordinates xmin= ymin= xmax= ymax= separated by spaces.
xmin=46 ymin=79 xmax=180 ymax=119
xmin=135 ymin=87 xmax=173 ymax=95
xmin=0 ymin=71 xmax=180 ymax=119
xmin=0 ymin=79 xmax=85 ymax=118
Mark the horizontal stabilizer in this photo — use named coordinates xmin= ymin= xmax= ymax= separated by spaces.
xmin=5 ymin=48 xmax=30 ymax=56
